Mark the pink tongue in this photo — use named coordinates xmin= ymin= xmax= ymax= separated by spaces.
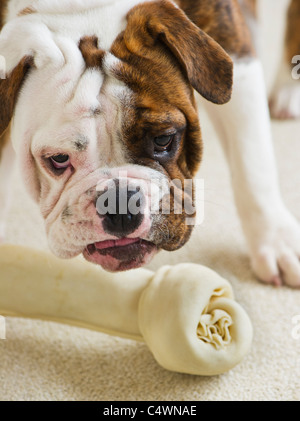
xmin=94 ymin=238 xmax=139 ymax=250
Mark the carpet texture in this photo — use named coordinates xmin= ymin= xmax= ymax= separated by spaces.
xmin=0 ymin=0 xmax=300 ymax=401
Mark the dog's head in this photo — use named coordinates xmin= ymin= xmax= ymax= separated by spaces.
xmin=0 ymin=0 xmax=232 ymax=271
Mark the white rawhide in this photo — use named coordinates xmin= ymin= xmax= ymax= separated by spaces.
xmin=0 ymin=244 xmax=253 ymax=376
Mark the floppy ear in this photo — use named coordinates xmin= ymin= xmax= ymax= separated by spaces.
xmin=125 ymin=0 xmax=233 ymax=104
xmin=0 ymin=57 xmax=33 ymax=137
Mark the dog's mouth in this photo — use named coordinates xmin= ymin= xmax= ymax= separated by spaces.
xmin=83 ymin=238 xmax=157 ymax=271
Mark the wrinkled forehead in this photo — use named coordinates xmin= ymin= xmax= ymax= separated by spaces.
xmin=12 ymin=52 xmax=133 ymax=153
xmin=8 ymin=0 xmax=142 ymax=145
xmin=10 ymin=0 xmax=197 ymax=154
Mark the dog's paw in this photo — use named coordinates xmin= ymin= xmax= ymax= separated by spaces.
xmin=269 ymin=83 xmax=300 ymax=120
xmin=0 ymin=19 xmax=65 ymax=74
xmin=249 ymin=211 xmax=300 ymax=288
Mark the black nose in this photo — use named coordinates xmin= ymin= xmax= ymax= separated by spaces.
xmin=96 ymin=184 xmax=145 ymax=237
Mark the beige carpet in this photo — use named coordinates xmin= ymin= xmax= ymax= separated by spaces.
xmin=1 ymin=1 xmax=300 ymax=401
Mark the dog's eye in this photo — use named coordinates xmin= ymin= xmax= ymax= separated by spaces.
xmin=153 ymin=134 xmax=175 ymax=151
xmin=50 ymin=154 xmax=71 ymax=169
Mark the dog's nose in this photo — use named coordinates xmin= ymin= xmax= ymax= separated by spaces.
xmin=96 ymin=185 xmax=145 ymax=237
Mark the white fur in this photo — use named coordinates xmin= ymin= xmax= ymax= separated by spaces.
xmin=1 ymin=0 xmax=145 ymax=76
xmin=202 ymin=58 xmax=300 ymax=287
xmin=270 ymin=60 xmax=300 ymax=119
xmin=6 ymin=0 xmax=128 ymax=19
xmin=5 ymin=0 xmax=33 ymax=21
xmin=0 ymin=18 xmax=65 ymax=73
xmin=4 ymin=0 xmax=144 ymax=56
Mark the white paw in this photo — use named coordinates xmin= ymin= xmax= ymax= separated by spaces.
xmin=269 ymin=83 xmax=300 ymax=120
xmin=249 ymin=212 xmax=300 ymax=288
xmin=0 ymin=18 xmax=65 ymax=75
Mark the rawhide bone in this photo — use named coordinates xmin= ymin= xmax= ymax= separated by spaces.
xmin=0 ymin=244 xmax=252 ymax=376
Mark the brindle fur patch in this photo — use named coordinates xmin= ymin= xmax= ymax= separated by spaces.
xmin=174 ymin=0 xmax=255 ymax=57
xmin=0 ymin=0 xmax=9 ymax=30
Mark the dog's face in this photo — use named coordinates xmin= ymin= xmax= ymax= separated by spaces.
xmin=0 ymin=0 xmax=232 ymax=271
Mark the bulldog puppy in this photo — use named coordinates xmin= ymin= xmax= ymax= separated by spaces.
xmin=0 ymin=0 xmax=300 ymax=287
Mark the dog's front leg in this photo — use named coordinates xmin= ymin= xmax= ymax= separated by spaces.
xmin=202 ymin=58 xmax=300 ymax=288
xmin=269 ymin=0 xmax=300 ymax=120
xmin=0 ymin=138 xmax=15 ymax=242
